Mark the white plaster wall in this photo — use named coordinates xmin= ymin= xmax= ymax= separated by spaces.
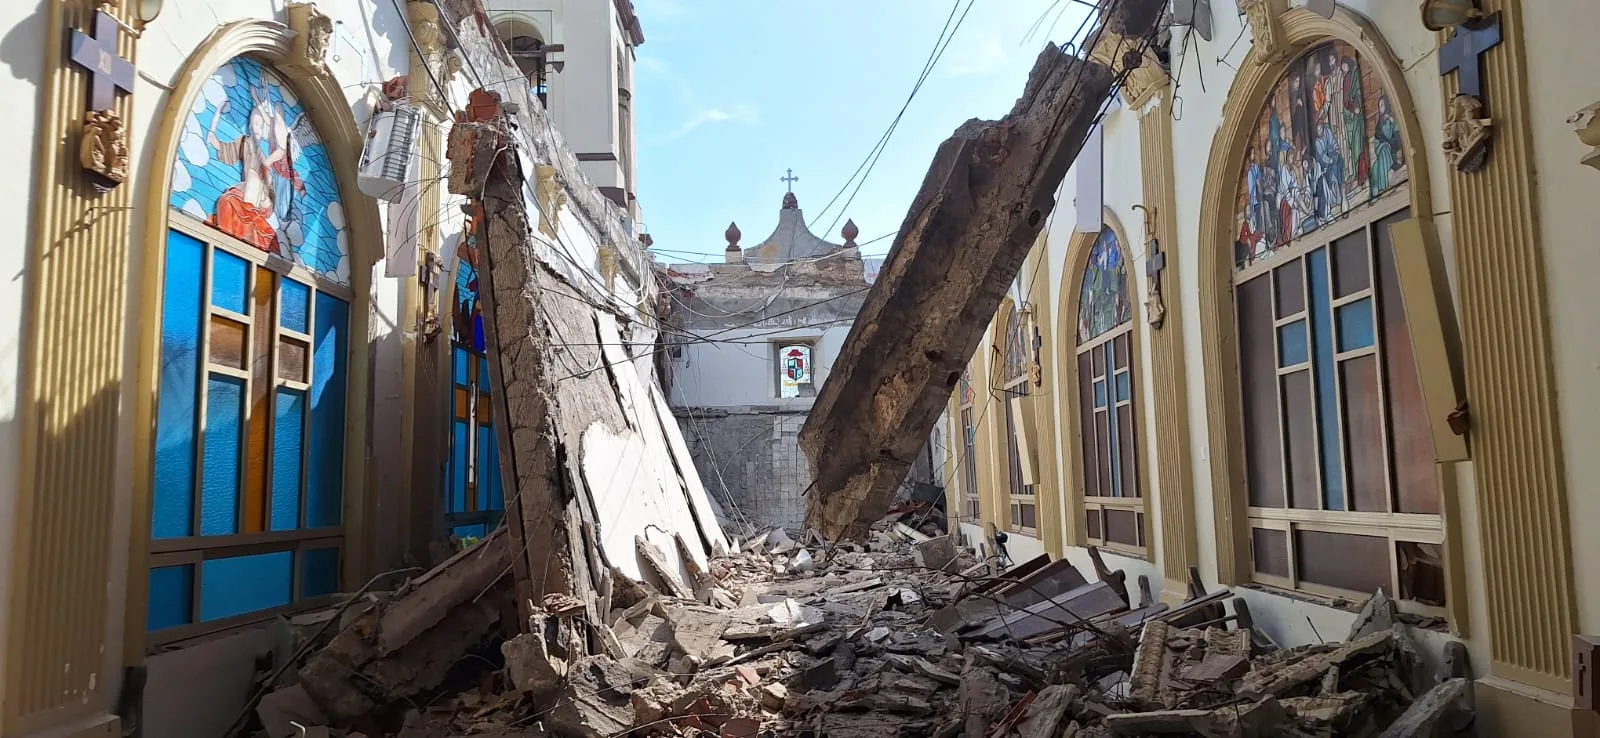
xmin=0 ymin=0 xmax=46 ymax=707
xmin=669 ymin=323 xmax=854 ymax=409
xmin=1521 ymin=1 xmax=1600 ymax=635
xmin=589 ymin=318 xmax=727 ymax=587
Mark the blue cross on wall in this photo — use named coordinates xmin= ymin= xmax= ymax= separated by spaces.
xmin=70 ymin=10 xmax=135 ymax=112
xmin=1438 ymin=12 xmax=1501 ymax=100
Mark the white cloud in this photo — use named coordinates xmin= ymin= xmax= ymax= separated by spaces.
xmin=658 ymin=104 xmax=757 ymax=141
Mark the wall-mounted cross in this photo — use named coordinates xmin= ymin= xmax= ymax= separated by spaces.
xmin=1146 ymin=239 xmax=1166 ymax=280
xmin=1438 ymin=12 xmax=1501 ymax=100
xmin=780 ymin=168 xmax=799 ymax=192
xmin=70 ymin=9 xmax=135 ymax=112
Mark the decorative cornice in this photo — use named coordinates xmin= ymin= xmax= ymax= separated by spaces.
xmin=1088 ymin=25 xmax=1170 ymax=109
xmin=1238 ymin=0 xmax=1290 ymax=65
xmin=283 ymin=2 xmax=332 ymax=77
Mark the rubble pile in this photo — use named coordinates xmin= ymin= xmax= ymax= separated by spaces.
xmin=241 ymin=523 xmax=1473 ymax=738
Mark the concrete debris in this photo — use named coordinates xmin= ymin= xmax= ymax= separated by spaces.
xmin=248 ymin=507 xmax=1468 ymax=737
xmin=799 ymin=45 xmax=1118 ymax=541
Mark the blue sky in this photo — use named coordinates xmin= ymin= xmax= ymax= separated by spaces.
xmin=632 ymin=0 xmax=1093 ymax=263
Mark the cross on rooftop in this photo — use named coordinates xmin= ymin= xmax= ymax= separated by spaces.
xmin=69 ymin=9 xmax=135 ymax=112
xmin=780 ymin=168 xmax=799 ymax=193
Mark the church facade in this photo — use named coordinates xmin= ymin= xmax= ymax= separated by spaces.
xmin=946 ymin=2 xmax=1600 ymax=734
xmin=662 ymin=192 xmax=880 ymax=531
xmin=0 ymin=2 xmax=718 ymax=738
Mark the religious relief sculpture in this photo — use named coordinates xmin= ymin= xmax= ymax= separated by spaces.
xmin=1132 ymin=205 xmax=1165 ymax=329
xmin=1569 ymin=102 xmax=1600 ymax=171
xmin=1238 ymin=0 xmax=1290 ymax=64
xmin=1442 ymin=94 xmax=1493 ymax=173
xmin=534 ymin=164 xmax=566 ymax=240
xmin=285 ymin=3 xmax=333 ymax=77
xmin=79 ymin=108 xmax=129 ymax=190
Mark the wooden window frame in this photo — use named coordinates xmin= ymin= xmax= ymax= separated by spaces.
xmin=1231 ymin=187 xmax=1445 ymax=615
xmin=147 ymin=212 xmax=351 ymax=648
xmin=1003 ymin=376 xmax=1037 ymax=536
xmin=1077 ymin=327 xmax=1146 ymax=559
xmin=959 ymin=380 xmax=980 ymax=524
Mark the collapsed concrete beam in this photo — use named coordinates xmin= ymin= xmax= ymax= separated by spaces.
xmin=799 ymin=46 xmax=1116 ymax=540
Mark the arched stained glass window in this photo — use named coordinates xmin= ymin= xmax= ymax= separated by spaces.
xmin=1073 ymin=228 xmax=1143 ymax=552
xmin=149 ymin=56 xmax=351 ymax=639
xmin=445 ymin=232 xmax=504 ymax=542
xmin=1230 ymin=43 xmax=1442 ymax=607
xmin=999 ymin=303 xmax=1036 ymax=533
xmin=1234 ymin=41 xmax=1408 ymax=268
xmin=1077 ymin=229 xmax=1132 ymax=345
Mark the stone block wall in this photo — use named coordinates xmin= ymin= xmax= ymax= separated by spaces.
xmin=676 ymin=409 xmax=811 ymax=532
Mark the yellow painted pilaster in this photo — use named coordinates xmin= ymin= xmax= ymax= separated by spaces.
xmin=5 ymin=0 xmax=135 ymax=734
xmin=1137 ymin=90 xmax=1200 ymax=603
xmin=1441 ymin=0 xmax=1577 ymax=696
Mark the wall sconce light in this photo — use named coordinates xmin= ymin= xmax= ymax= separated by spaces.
xmin=1420 ymin=0 xmax=1483 ymax=31
xmin=137 ymin=0 xmax=164 ymax=24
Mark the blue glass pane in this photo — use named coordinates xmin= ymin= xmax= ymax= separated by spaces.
xmin=199 ymin=551 xmax=293 ymax=621
xmin=300 ymin=548 xmax=341 ymax=598
xmin=201 ymin=374 xmax=244 ymax=536
xmin=450 ymin=421 xmax=470 ymax=514
xmin=1093 ymin=380 xmax=1107 ymax=409
xmin=154 ymin=231 xmax=204 ymax=539
xmin=481 ymin=356 xmax=492 ymax=391
xmin=485 ymin=423 xmax=503 ymax=511
xmin=211 ymin=250 xmax=250 ymax=314
xmin=308 ymin=294 xmax=349 ymax=527
xmin=453 ymin=347 xmax=469 ymax=385
xmin=1115 ymin=371 xmax=1131 ymax=403
xmin=270 ymin=388 xmax=306 ymax=531
xmin=477 ymin=425 xmax=495 ymax=511
xmin=1108 ymin=402 xmax=1123 ymax=497
xmin=281 ymin=279 xmax=311 ymax=333
xmin=147 ymin=565 xmax=194 ymax=631
xmin=1278 ymin=320 xmax=1309 ymax=367
xmin=452 ymin=524 xmax=487 ymax=540
xmin=1336 ymin=298 xmax=1376 ymax=352
xmin=1307 ymin=249 xmax=1345 ymax=510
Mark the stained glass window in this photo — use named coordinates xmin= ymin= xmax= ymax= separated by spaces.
xmin=1074 ymin=228 xmax=1142 ymax=552
xmin=1077 ymin=229 xmax=1132 ymax=344
xmin=1234 ymin=42 xmax=1408 ymax=268
xmin=446 ymin=237 xmax=504 ymax=541
xmin=150 ymin=55 xmax=349 ymax=637
xmin=1231 ymin=46 xmax=1442 ymax=605
xmin=170 ymin=56 xmax=351 ymax=285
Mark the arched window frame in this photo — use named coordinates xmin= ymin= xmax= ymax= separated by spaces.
xmin=1224 ymin=39 xmax=1446 ymax=612
xmin=141 ymin=51 xmax=369 ymax=645
xmin=442 ymin=225 xmax=506 ymax=543
xmin=1071 ymin=226 xmax=1146 ymax=556
xmin=958 ymin=370 xmax=979 ymax=523
xmin=995 ymin=299 xmax=1038 ymax=535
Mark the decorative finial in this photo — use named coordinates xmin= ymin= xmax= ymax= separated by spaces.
xmin=841 ymin=219 xmax=859 ymax=247
xmin=782 ymin=192 xmax=798 ymax=210
xmin=724 ymin=221 xmax=741 ymax=248
xmin=780 ymin=168 xmax=799 ymax=192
